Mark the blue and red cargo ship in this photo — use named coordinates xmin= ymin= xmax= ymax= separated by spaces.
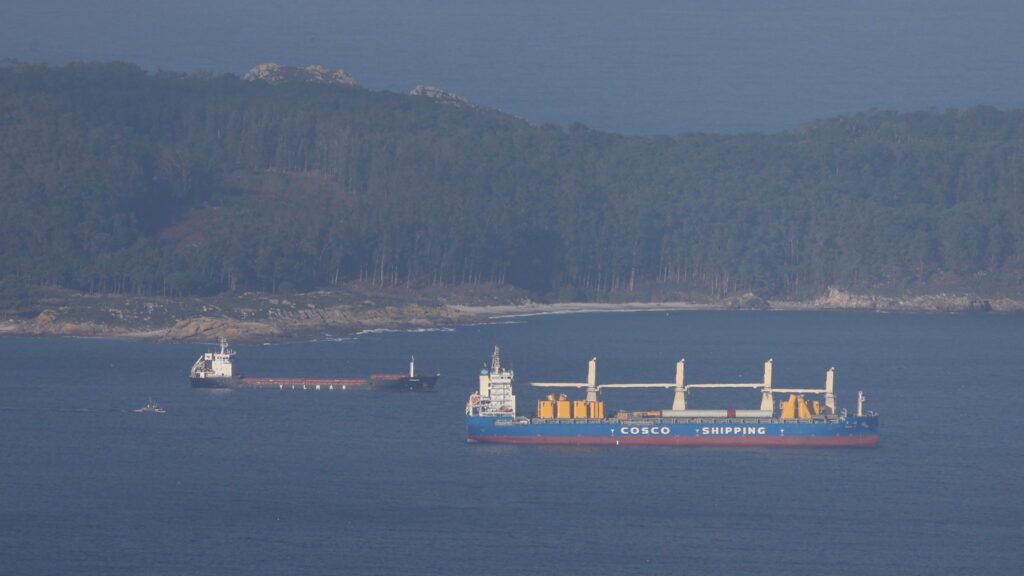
xmin=466 ymin=348 xmax=878 ymax=447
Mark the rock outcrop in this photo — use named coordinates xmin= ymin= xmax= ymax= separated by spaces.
xmin=31 ymin=308 xmax=109 ymax=337
xmin=410 ymin=85 xmax=474 ymax=108
xmin=244 ymin=63 xmax=359 ymax=87
xmin=725 ymin=292 xmax=771 ymax=310
xmin=157 ymin=317 xmax=284 ymax=341
xmin=5 ymin=286 xmax=1023 ymax=344
xmin=812 ymin=287 xmax=995 ymax=313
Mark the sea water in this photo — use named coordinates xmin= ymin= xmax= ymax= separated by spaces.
xmin=1 ymin=311 xmax=1021 ymax=575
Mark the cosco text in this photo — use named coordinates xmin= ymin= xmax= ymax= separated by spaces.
xmin=619 ymin=426 xmax=671 ymax=435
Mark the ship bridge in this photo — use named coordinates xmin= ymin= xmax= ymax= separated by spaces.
xmin=467 ymin=346 xmax=518 ymax=417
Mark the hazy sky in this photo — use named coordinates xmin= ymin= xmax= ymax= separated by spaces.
xmin=4 ymin=0 xmax=1023 ymax=134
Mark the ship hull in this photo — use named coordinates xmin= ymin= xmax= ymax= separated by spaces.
xmin=370 ymin=374 xmax=439 ymax=392
xmin=190 ymin=376 xmax=243 ymax=389
xmin=189 ymin=374 xmax=438 ymax=391
xmin=467 ymin=416 xmax=879 ymax=447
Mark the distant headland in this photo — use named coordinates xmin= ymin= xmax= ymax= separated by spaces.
xmin=1 ymin=60 xmax=1023 ymax=341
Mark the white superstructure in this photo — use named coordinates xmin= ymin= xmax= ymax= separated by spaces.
xmin=133 ymin=398 xmax=166 ymax=414
xmin=190 ymin=337 xmax=236 ymax=379
xmin=466 ymin=346 xmax=517 ymax=416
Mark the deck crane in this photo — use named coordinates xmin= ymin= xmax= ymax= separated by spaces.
xmin=531 ymin=357 xmax=844 ymax=415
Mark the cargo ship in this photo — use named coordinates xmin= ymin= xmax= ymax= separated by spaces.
xmin=189 ymin=337 xmax=439 ymax=392
xmin=466 ymin=347 xmax=878 ymax=446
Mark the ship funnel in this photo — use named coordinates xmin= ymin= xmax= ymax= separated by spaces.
xmin=410 ymin=356 xmax=415 ymax=378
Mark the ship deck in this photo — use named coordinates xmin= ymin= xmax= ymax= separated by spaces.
xmin=239 ymin=378 xmax=371 ymax=389
xmin=498 ymin=415 xmax=848 ymax=426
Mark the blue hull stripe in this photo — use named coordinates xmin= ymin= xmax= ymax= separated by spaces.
xmin=467 ymin=416 xmax=879 ymax=447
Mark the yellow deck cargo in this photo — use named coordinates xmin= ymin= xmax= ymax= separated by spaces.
xmin=780 ymin=394 xmax=798 ymax=419
xmin=797 ymin=397 xmax=813 ymax=419
xmin=573 ymin=400 xmax=588 ymax=418
xmin=556 ymin=399 xmax=572 ymax=419
xmin=537 ymin=400 xmax=554 ymax=419
xmin=779 ymin=394 xmax=815 ymax=420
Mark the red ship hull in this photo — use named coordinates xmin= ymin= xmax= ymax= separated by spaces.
xmin=190 ymin=373 xmax=438 ymax=392
xmin=467 ymin=435 xmax=878 ymax=447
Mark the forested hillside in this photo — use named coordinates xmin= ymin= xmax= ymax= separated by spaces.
xmin=2 ymin=61 xmax=1023 ymax=301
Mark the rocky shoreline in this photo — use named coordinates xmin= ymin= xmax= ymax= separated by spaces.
xmin=1 ymin=287 xmax=1020 ymax=343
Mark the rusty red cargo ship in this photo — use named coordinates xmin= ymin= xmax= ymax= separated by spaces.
xmin=189 ymin=338 xmax=438 ymax=392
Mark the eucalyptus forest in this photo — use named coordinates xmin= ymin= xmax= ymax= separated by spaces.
xmin=2 ymin=61 xmax=1023 ymax=301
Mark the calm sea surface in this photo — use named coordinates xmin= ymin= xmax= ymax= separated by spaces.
xmin=1 ymin=311 xmax=1022 ymax=575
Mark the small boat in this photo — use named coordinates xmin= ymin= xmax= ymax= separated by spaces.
xmin=133 ymin=398 xmax=166 ymax=414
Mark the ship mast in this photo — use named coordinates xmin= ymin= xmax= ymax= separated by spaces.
xmin=467 ymin=346 xmax=517 ymax=417
xmin=491 ymin=346 xmax=501 ymax=374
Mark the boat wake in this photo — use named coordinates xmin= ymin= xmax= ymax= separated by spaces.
xmin=355 ymin=327 xmax=455 ymax=335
